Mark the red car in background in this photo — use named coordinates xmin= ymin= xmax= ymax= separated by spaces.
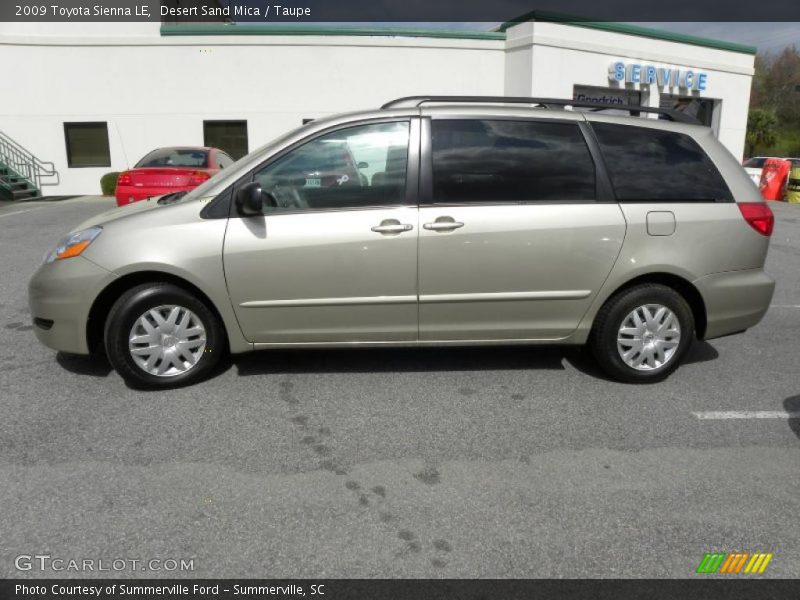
xmin=115 ymin=147 xmax=234 ymax=206
xmin=758 ymin=157 xmax=791 ymax=201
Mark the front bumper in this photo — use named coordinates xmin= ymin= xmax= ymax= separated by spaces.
xmin=694 ymin=268 xmax=775 ymax=340
xmin=28 ymin=256 xmax=116 ymax=354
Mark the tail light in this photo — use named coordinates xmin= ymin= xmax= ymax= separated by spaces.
xmin=117 ymin=172 xmax=132 ymax=186
xmin=738 ymin=202 xmax=774 ymax=236
xmin=188 ymin=171 xmax=211 ymax=186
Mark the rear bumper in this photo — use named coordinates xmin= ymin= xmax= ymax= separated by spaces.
xmin=694 ymin=268 xmax=775 ymax=340
xmin=115 ymin=185 xmax=193 ymax=206
xmin=28 ymin=256 xmax=116 ymax=354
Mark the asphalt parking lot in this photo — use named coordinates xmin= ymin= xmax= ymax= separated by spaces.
xmin=1 ymin=196 xmax=798 ymax=579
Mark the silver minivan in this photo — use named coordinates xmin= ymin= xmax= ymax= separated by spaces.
xmin=29 ymin=97 xmax=775 ymax=388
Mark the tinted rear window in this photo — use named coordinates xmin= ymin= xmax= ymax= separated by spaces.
xmin=136 ymin=148 xmax=209 ymax=168
xmin=431 ymin=119 xmax=596 ymax=203
xmin=592 ymin=123 xmax=732 ymax=202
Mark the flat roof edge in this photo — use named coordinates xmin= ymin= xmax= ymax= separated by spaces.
xmin=499 ymin=11 xmax=758 ymax=55
xmin=159 ymin=24 xmax=506 ymax=41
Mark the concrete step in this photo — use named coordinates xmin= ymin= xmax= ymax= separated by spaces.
xmin=11 ymin=188 xmax=38 ymax=200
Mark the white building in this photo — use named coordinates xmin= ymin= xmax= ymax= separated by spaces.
xmin=0 ymin=14 xmax=757 ymax=197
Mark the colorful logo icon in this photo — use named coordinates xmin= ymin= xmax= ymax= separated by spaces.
xmin=696 ymin=552 xmax=773 ymax=574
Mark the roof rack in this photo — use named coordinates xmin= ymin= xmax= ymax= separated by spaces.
xmin=380 ymin=96 xmax=700 ymax=125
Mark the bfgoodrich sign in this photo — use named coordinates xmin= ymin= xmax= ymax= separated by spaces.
xmin=608 ymin=61 xmax=709 ymax=92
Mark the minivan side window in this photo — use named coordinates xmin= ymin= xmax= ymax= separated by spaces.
xmin=592 ymin=123 xmax=733 ymax=202
xmin=430 ymin=119 xmax=596 ymax=203
xmin=251 ymin=121 xmax=409 ymax=213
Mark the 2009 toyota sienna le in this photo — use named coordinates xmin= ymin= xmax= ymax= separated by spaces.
xmin=29 ymin=96 xmax=775 ymax=388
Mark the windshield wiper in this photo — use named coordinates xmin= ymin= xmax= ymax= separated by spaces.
xmin=157 ymin=191 xmax=188 ymax=205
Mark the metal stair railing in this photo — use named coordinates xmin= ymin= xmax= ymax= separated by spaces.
xmin=0 ymin=131 xmax=59 ymax=194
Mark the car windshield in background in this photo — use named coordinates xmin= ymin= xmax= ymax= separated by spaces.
xmin=136 ymin=148 xmax=209 ymax=168
xmin=743 ymin=157 xmax=768 ymax=168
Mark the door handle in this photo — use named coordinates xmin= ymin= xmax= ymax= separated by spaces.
xmin=371 ymin=220 xmax=413 ymax=235
xmin=423 ymin=217 xmax=464 ymax=232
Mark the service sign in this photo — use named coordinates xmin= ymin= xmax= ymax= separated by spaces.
xmin=608 ymin=61 xmax=708 ymax=92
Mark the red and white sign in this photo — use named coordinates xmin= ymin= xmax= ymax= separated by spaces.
xmin=759 ymin=158 xmax=791 ymax=201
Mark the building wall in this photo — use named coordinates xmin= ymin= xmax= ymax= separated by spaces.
xmin=506 ymin=21 xmax=755 ymax=160
xmin=0 ymin=21 xmax=754 ymax=195
xmin=0 ymin=23 xmax=504 ymax=195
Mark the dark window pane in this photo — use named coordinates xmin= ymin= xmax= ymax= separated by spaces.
xmin=251 ymin=121 xmax=409 ymax=213
xmin=135 ymin=148 xmax=208 ymax=168
xmin=659 ymin=95 xmax=715 ymax=127
xmin=592 ymin=123 xmax=732 ymax=202
xmin=431 ymin=120 xmax=596 ymax=203
xmin=204 ymin=121 xmax=248 ymax=160
xmin=64 ymin=122 xmax=110 ymax=167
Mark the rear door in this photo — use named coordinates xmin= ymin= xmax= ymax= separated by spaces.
xmin=417 ymin=114 xmax=626 ymax=340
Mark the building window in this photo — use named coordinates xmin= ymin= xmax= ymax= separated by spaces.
xmin=659 ymin=95 xmax=716 ymax=128
xmin=203 ymin=120 xmax=248 ymax=160
xmin=63 ymin=122 xmax=111 ymax=168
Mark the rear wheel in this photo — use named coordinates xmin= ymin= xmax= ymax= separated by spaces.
xmin=104 ymin=283 xmax=225 ymax=388
xmin=589 ymin=283 xmax=694 ymax=383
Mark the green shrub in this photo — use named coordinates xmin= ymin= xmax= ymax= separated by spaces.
xmin=100 ymin=171 xmax=120 ymax=196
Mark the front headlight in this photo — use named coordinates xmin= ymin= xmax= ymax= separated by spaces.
xmin=44 ymin=226 xmax=103 ymax=264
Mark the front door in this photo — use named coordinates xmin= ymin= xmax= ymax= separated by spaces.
xmin=418 ymin=116 xmax=626 ymax=340
xmin=223 ymin=120 xmax=419 ymax=343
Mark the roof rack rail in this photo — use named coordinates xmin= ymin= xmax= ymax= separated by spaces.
xmin=380 ymin=96 xmax=700 ymax=125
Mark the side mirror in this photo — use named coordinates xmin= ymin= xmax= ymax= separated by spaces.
xmin=235 ymin=182 xmax=268 ymax=216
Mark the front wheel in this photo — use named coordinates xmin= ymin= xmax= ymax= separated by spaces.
xmin=589 ymin=283 xmax=695 ymax=383
xmin=104 ymin=283 xmax=225 ymax=389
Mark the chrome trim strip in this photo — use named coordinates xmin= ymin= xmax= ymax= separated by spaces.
xmin=240 ymin=295 xmax=417 ymax=308
xmin=419 ymin=290 xmax=591 ymax=303
xmin=241 ymin=290 xmax=591 ymax=308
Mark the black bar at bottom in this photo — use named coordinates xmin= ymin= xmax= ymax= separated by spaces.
xmin=2 ymin=579 xmax=800 ymax=600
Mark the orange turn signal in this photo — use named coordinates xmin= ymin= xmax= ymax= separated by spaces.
xmin=55 ymin=240 xmax=92 ymax=260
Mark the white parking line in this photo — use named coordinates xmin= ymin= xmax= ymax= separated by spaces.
xmin=0 ymin=206 xmax=46 ymax=219
xmin=771 ymin=305 xmax=800 ymax=309
xmin=692 ymin=411 xmax=800 ymax=420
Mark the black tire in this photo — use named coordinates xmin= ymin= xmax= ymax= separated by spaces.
xmin=589 ymin=283 xmax=694 ymax=384
xmin=104 ymin=282 xmax=225 ymax=389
